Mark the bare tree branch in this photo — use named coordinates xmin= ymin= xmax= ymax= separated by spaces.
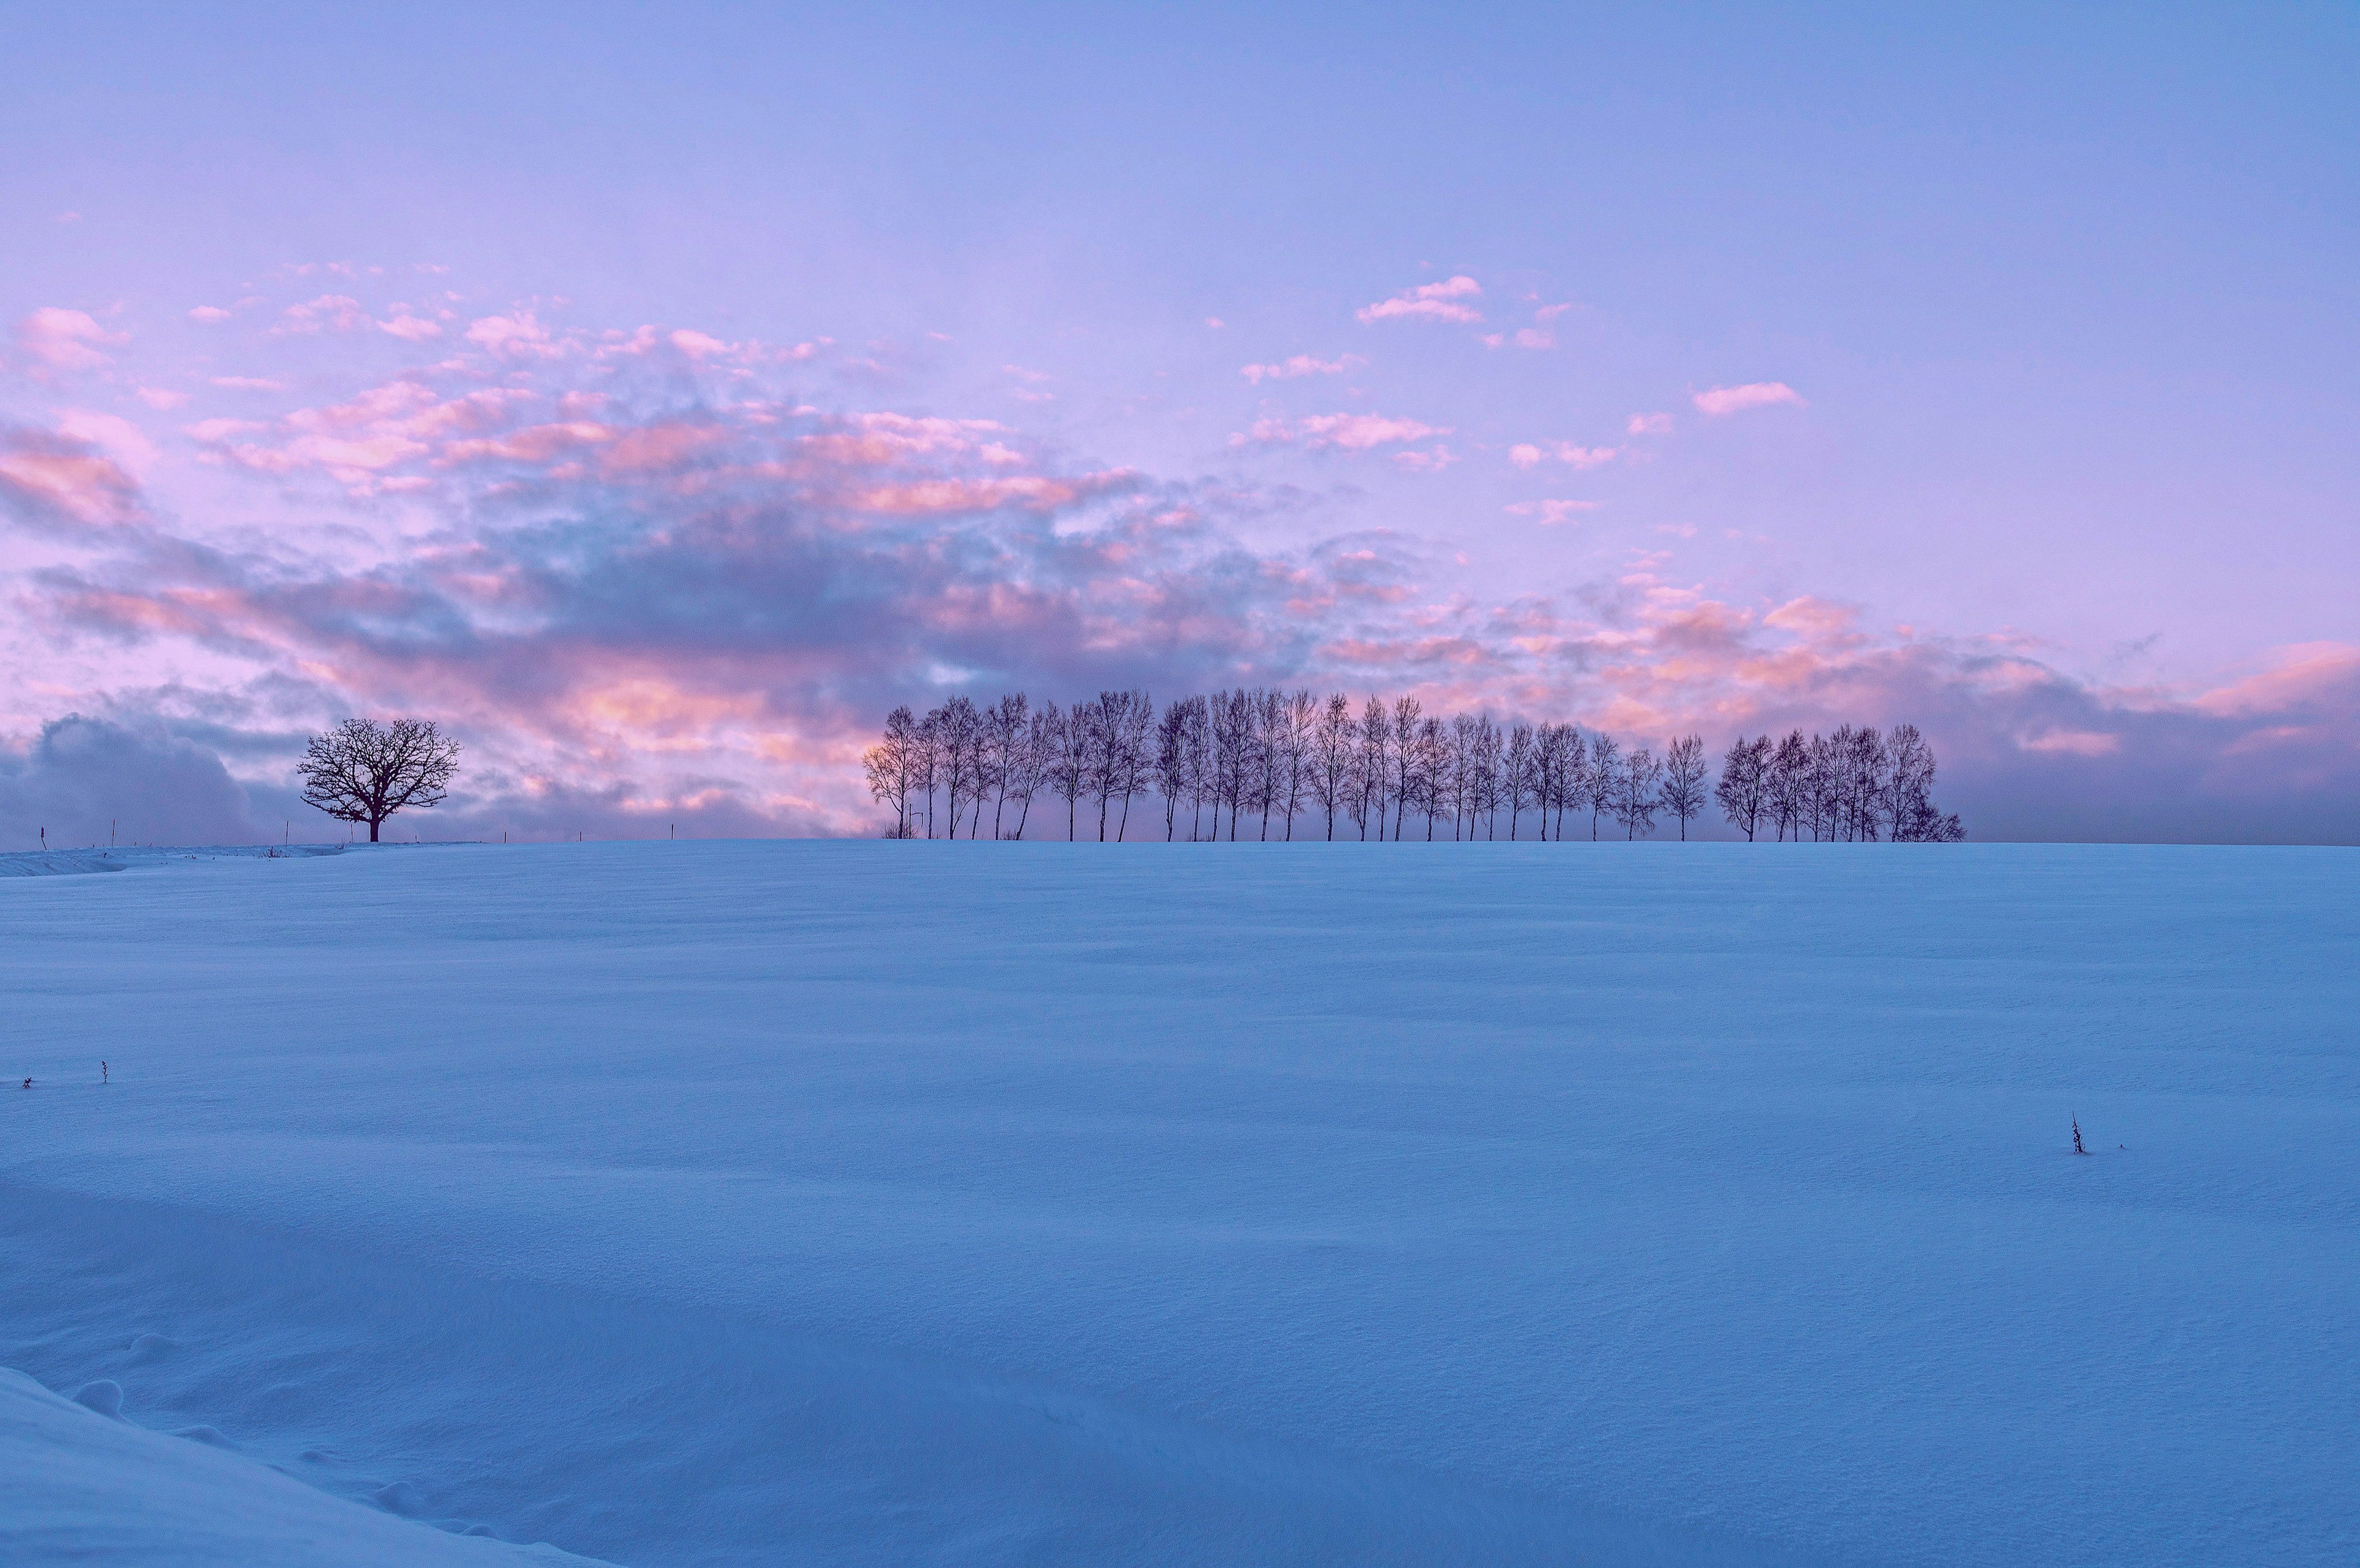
xmin=298 ymin=718 xmax=461 ymax=842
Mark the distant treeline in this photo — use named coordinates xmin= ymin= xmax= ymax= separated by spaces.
xmin=863 ymin=691 xmax=1964 ymax=844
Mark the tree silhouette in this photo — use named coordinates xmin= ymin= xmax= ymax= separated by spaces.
xmin=1661 ymin=735 xmax=1710 ymax=841
xmin=863 ymin=694 xmax=1965 ymax=846
xmin=1714 ymin=734 xmax=1771 ymax=841
xmin=299 ymin=718 xmax=460 ymax=843
xmin=862 ymin=706 xmax=922 ymax=837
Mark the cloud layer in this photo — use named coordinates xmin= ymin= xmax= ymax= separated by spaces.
xmin=1 ymin=291 xmax=2353 ymax=845
xmin=1357 ymin=276 xmax=1484 ymax=325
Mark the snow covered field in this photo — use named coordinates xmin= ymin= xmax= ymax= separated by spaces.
xmin=2 ymin=842 xmax=2354 ymax=1566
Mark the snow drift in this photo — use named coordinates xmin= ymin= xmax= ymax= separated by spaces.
xmin=2 ymin=841 xmax=2353 ymax=1565
xmin=0 ymin=1365 xmax=608 ymax=1565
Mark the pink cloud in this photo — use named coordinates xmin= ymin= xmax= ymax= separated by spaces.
xmin=15 ymin=308 xmax=127 ymax=372
xmin=439 ymin=421 xmax=615 ymax=466
xmin=671 ymin=329 xmax=733 ymax=358
xmin=465 ymin=311 xmax=562 ymax=358
xmin=0 ymin=425 xmax=143 ymax=527
xmin=377 ymin=313 xmax=445 ymax=342
xmin=801 ymin=412 xmax=1009 ymax=467
xmin=2017 ymin=728 xmax=2122 ymax=756
xmin=2193 ymin=643 xmax=2360 ymax=718
xmin=184 ymin=418 xmax=266 ymax=442
xmin=1240 ymin=353 xmax=1365 ymax=383
xmin=210 ymin=377 xmax=285 ymax=391
xmin=1298 ymin=412 xmax=1447 ymax=450
xmin=1509 ymin=442 xmax=1617 ymax=470
xmin=56 ymin=410 xmax=157 ymax=474
xmin=187 ymin=306 xmax=232 ymax=324
xmin=1356 ymin=276 xmax=1484 ymax=325
xmin=135 ymin=387 xmax=191 ymax=410
xmin=1506 ymin=499 xmax=1598 ymax=526
xmin=1693 ymin=382 xmax=1804 ymax=417
xmin=276 ymin=295 xmax=369 ymax=335
xmin=1241 ymin=412 xmax=1448 ymax=452
xmin=1004 ymin=364 xmax=1055 ymax=404
xmin=266 ymin=434 xmax=428 ymax=476
xmin=600 ymin=422 xmax=726 ymax=474
xmin=1626 ymin=412 xmax=1673 ymax=436
xmin=1392 ymin=447 xmax=1457 ymax=473
xmin=853 ymin=475 xmax=1095 ymax=515
xmin=1761 ymin=595 xmax=1861 ymax=639
xmin=19 ymin=289 xmax=2355 ymax=845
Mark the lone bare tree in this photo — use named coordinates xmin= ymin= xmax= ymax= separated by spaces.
xmin=299 ymin=718 xmax=460 ymax=842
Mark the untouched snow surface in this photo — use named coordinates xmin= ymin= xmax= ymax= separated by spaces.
xmin=0 ymin=1367 xmax=609 ymax=1565
xmin=0 ymin=844 xmax=347 ymax=877
xmin=2 ymin=841 xmax=2354 ymax=1566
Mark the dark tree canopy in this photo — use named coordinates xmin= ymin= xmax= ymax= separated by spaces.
xmin=299 ymin=718 xmax=461 ymax=842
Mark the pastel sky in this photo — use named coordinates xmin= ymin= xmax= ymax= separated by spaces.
xmin=2 ymin=3 xmax=2355 ymax=843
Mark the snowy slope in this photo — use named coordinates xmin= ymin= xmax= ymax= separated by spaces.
xmin=0 ymin=844 xmax=346 ymax=877
xmin=0 ymin=1366 xmax=608 ymax=1565
xmin=2 ymin=842 xmax=2354 ymax=1566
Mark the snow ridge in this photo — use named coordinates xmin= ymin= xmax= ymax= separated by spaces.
xmin=0 ymin=1364 xmax=614 ymax=1566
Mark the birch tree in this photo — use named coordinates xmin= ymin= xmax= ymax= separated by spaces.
xmin=1004 ymin=707 xmax=1050 ymax=839
xmin=1504 ymin=721 xmax=1535 ymax=841
xmin=862 ymin=705 xmax=922 ymax=837
xmin=1356 ymin=696 xmax=1391 ymax=841
xmin=1278 ymin=690 xmax=1317 ymax=839
xmin=1661 ymin=734 xmax=1710 ymax=841
xmin=1616 ymin=747 xmax=1663 ymax=839
xmin=1584 ymin=731 xmax=1620 ymax=841
xmin=1313 ymin=693 xmax=1352 ymax=840
xmin=1713 ymin=734 xmax=1769 ymax=842
xmin=1154 ymin=698 xmax=1189 ymax=841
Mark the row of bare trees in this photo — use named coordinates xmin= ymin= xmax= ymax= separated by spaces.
xmin=1713 ymin=724 xmax=1962 ymax=842
xmin=863 ymin=692 xmax=1964 ymax=843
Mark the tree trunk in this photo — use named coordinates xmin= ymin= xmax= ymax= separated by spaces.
xmin=369 ymin=818 xmax=380 ymax=842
